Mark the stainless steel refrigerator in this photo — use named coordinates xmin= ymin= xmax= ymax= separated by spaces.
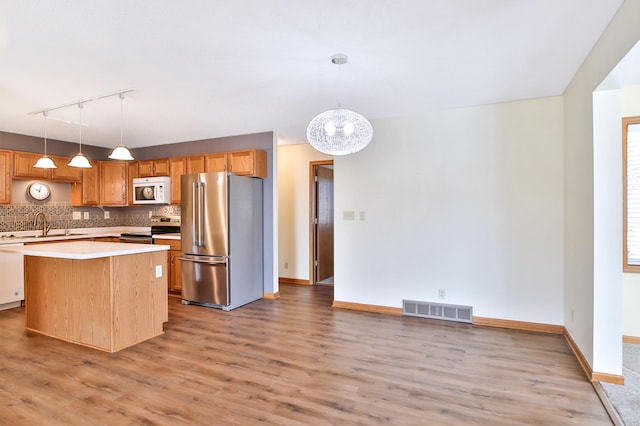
xmin=180 ymin=172 xmax=263 ymax=311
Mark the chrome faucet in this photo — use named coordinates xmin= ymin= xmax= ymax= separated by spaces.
xmin=34 ymin=212 xmax=50 ymax=237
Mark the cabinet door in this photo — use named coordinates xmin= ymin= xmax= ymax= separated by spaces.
xmin=169 ymin=157 xmax=185 ymax=205
xmin=170 ymin=250 xmax=182 ymax=292
xmin=13 ymin=151 xmax=50 ymax=179
xmin=187 ymin=155 xmax=205 ymax=174
xmin=153 ymin=159 xmax=170 ymax=176
xmin=127 ymin=161 xmax=139 ymax=205
xmin=0 ymin=150 xmax=12 ymax=204
xmin=50 ymin=156 xmax=82 ymax=182
xmin=205 ymin=153 xmax=227 ymax=172
xmin=228 ymin=150 xmax=267 ymax=178
xmin=71 ymin=161 xmax=100 ymax=206
xmin=100 ymin=161 xmax=127 ymax=206
xmin=138 ymin=160 xmax=154 ymax=177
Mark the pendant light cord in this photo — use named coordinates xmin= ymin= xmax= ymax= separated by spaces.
xmin=78 ymin=103 xmax=83 ymax=153
xmin=43 ymin=111 xmax=48 ymax=155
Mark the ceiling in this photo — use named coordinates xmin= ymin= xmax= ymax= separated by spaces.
xmin=0 ymin=0 xmax=627 ymax=150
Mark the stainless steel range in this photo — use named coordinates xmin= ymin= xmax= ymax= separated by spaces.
xmin=120 ymin=215 xmax=181 ymax=244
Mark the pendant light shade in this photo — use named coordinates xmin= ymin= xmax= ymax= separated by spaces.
xmin=33 ymin=112 xmax=57 ymax=169
xmin=108 ymin=92 xmax=134 ymax=160
xmin=68 ymin=152 xmax=92 ymax=168
xmin=68 ymin=103 xmax=92 ymax=168
xmin=306 ymin=54 xmax=373 ymax=155
xmin=306 ymin=108 xmax=373 ymax=155
xmin=109 ymin=145 xmax=134 ymax=161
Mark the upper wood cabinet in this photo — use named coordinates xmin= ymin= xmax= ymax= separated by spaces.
xmin=127 ymin=161 xmax=139 ymax=206
xmin=187 ymin=155 xmax=205 ymax=174
xmin=49 ymin=156 xmax=82 ymax=182
xmin=12 ymin=151 xmax=81 ymax=182
xmin=138 ymin=158 xmax=170 ymax=177
xmin=0 ymin=150 xmax=13 ymax=204
xmin=13 ymin=151 xmax=49 ymax=179
xmin=169 ymin=157 xmax=186 ymax=205
xmin=228 ymin=150 xmax=267 ymax=178
xmin=204 ymin=150 xmax=267 ymax=178
xmin=71 ymin=161 xmax=100 ymax=206
xmin=100 ymin=161 xmax=128 ymax=206
xmin=205 ymin=152 xmax=227 ymax=173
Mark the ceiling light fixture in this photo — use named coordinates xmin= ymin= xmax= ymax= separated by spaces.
xmin=68 ymin=103 xmax=92 ymax=168
xmin=33 ymin=112 xmax=57 ymax=169
xmin=306 ymin=54 xmax=373 ymax=155
xmin=108 ymin=92 xmax=134 ymax=161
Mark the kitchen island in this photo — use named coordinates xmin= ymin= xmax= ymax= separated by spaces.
xmin=0 ymin=241 xmax=170 ymax=353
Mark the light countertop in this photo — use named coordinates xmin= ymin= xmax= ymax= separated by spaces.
xmin=0 ymin=241 xmax=170 ymax=260
xmin=153 ymin=233 xmax=181 ymax=241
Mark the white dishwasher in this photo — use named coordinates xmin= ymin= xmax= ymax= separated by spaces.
xmin=0 ymin=243 xmax=24 ymax=311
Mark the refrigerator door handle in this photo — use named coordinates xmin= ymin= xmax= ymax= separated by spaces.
xmin=197 ymin=182 xmax=205 ymax=246
xmin=179 ymin=257 xmax=227 ymax=265
xmin=191 ymin=181 xmax=200 ymax=245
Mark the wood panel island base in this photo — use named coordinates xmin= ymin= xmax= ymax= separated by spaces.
xmin=9 ymin=241 xmax=169 ymax=353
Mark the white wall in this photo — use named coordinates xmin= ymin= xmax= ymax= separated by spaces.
xmin=564 ymin=0 xmax=640 ymax=375
xmin=334 ymin=97 xmax=565 ymax=324
xmin=622 ymin=84 xmax=640 ymax=338
xmin=277 ymin=143 xmax=332 ymax=280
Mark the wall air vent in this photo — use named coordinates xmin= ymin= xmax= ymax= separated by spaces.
xmin=402 ymin=300 xmax=473 ymax=324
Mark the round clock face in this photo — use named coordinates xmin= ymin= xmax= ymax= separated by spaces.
xmin=141 ymin=186 xmax=154 ymax=199
xmin=29 ymin=182 xmax=51 ymax=201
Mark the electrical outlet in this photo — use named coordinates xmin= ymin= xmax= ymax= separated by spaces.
xmin=83 ymin=212 xmax=89 ymax=220
xmin=155 ymin=265 xmax=162 ymax=278
xmin=72 ymin=211 xmax=81 ymax=220
xmin=359 ymin=211 xmax=365 ymax=221
xmin=284 ymin=261 xmax=289 ymax=269
xmin=104 ymin=211 xmax=110 ymax=219
xmin=438 ymin=289 xmax=446 ymax=300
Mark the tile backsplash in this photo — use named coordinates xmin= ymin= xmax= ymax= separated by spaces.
xmin=0 ymin=203 xmax=181 ymax=233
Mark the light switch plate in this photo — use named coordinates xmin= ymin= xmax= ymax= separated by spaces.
xmin=155 ymin=265 xmax=162 ymax=278
xmin=72 ymin=211 xmax=81 ymax=220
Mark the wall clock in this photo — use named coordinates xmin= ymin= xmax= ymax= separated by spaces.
xmin=28 ymin=182 xmax=51 ymax=201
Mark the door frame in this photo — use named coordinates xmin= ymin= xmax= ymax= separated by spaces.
xmin=309 ymin=160 xmax=334 ymax=285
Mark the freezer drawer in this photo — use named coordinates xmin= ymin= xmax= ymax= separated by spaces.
xmin=180 ymin=255 xmax=229 ymax=306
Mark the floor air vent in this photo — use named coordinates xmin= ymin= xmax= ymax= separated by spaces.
xmin=402 ymin=300 xmax=473 ymax=323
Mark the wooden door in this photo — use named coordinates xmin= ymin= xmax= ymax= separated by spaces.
xmin=100 ymin=161 xmax=127 ymax=206
xmin=127 ymin=161 xmax=139 ymax=205
xmin=169 ymin=157 xmax=186 ymax=204
xmin=138 ymin=160 xmax=154 ymax=177
xmin=13 ymin=151 xmax=49 ymax=179
xmin=50 ymin=156 xmax=82 ymax=182
xmin=205 ymin=153 xmax=227 ymax=172
xmin=0 ymin=150 xmax=12 ymax=204
xmin=71 ymin=162 xmax=100 ymax=206
xmin=187 ymin=155 xmax=205 ymax=174
xmin=315 ymin=165 xmax=334 ymax=282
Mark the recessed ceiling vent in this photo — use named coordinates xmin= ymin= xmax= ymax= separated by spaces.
xmin=402 ymin=300 xmax=473 ymax=324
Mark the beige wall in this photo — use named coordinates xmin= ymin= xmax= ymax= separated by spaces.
xmin=277 ymin=144 xmax=332 ymax=280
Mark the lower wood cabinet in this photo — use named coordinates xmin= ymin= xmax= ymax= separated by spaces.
xmin=155 ymin=238 xmax=182 ymax=293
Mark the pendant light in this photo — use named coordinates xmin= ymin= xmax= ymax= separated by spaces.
xmin=33 ymin=112 xmax=57 ymax=169
xmin=108 ymin=92 xmax=134 ymax=160
xmin=68 ymin=103 xmax=92 ymax=168
xmin=306 ymin=54 xmax=373 ymax=155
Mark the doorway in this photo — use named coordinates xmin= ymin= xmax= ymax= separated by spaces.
xmin=309 ymin=160 xmax=334 ymax=285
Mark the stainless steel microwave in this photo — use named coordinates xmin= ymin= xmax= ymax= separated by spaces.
xmin=132 ymin=177 xmax=171 ymax=204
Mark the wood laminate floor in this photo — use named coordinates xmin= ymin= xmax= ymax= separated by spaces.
xmin=0 ymin=284 xmax=611 ymax=425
